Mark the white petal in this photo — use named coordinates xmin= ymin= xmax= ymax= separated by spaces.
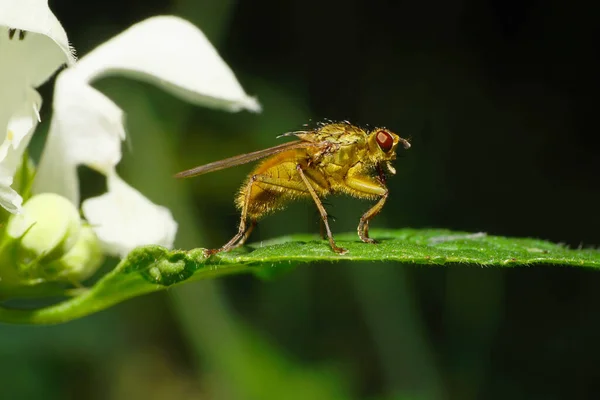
xmin=0 ymin=0 xmax=76 ymax=86
xmin=69 ymin=15 xmax=260 ymax=113
xmin=53 ymin=76 xmax=125 ymax=169
xmin=0 ymin=88 xmax=41 ymax=213
xmin=0 ymin=171 xmax=22 ymax=213
xmin=29 ymin=116 xmax=80 ymax=205
xmin=34 ymin=15 xmax=260 ymax=210
xmin=0 ymin=0 xmax=74 ymax=214
xmin=82 ymin=171 xmax=177 ymax=258
xmin=0 ymin=87 xmax=41 ymax=167
xmin=33 ymin=74 xmax=125 ymax=204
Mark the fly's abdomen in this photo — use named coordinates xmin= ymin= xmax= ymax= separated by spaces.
xmin=235 ymin=160 xmax=310 ymax=219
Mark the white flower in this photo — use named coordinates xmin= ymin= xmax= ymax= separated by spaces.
xmin=0 ymin=0 xmax=75 ymax=213
xmin=81 ymin=171 xmax=177 ymax=257
xmin=33 ymin=16 xmax=261 ymax=257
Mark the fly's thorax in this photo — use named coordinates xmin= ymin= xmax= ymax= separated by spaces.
xmin=330 ymin=140 xmax=362 ymax=166
xmin=315 ymin=122 xmax=367 ymax=144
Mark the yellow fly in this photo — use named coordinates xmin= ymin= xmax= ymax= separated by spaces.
xmin=176 ymin=121 xmax=411 ymax=255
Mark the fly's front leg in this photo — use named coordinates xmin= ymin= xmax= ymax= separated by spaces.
xmin=376 ymin=163 xmax=387 ymax=185
xmin=344 ymin=174 xmax=388 ymax=244
xmin=358 ymin=192 xmax=388 ymax=243
xmin=296 ymin=164 xmax=347 ymax=254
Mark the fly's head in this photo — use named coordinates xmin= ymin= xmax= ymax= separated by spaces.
xmin=367 ymin=128 xmax=411 ymax=175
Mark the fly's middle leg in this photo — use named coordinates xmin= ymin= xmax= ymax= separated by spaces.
xmin=296 ymin=164 xmax=347 ymax=255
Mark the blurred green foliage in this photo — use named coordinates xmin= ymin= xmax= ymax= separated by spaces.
xmin=2 ymin=0 xmax=599 ymax=399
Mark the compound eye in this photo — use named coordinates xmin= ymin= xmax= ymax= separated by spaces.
xmin=375 ymin=130 xmax=394 ymax=152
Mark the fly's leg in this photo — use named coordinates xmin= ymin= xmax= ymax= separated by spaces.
xmin=296 ymin=164 xmax=348 ymax=254
xmin=204 ymin=175 xmax=257 ymax=256
xmin=230 ymin=219 xmax=257 ymax=250
xmin=357 ymin=191 xmax=388 ymax=243
xmin=358 ymin=164 xmax=388 ymax=241
xmin=376 ymin=163 xmax=387 ymax=185
xmin=319 ymin=219 xmax=326 ymax=240
xmin=344 ymin=175 xmax=388 ymax=244
xmin=205 ymin=174 xmax=308 ymax=256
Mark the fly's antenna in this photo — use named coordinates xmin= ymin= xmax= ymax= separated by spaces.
xmin=399 ymin=137 xmax=411 ymax=150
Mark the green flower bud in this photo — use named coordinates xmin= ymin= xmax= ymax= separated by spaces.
xmin=46 ymin=225 xmax=104 ymax=283
xmin=0 ymin=193 xmax=82 ymax=284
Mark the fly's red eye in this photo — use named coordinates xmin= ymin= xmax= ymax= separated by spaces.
xmin=375 ymin=130 xmax=394 ymax=152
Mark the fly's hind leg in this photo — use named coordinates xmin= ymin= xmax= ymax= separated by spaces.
xmin=205 ymin=173 xmax=309 ymax=256
xmin=296 ymin=164 xmax=347 ymax=254
xmin=204 ymin=176 xmax=257 ymax=257
xmin=230 ymin=219 xmax=257 ymax=250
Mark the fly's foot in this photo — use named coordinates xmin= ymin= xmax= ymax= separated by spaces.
xmin=202 ymin=248 xmax=222 ymax=257
xmin=358 ymin=221 xmax=377 ymax=244
xmin=331 ymin=244 xmax=349 ymax=255
xmin=360 ymin=237 xmax=378 ymax=244
xmin=334 ymin=247 xmax=349 ymax=255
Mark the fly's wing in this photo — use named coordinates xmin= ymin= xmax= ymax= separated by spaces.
xmin=174 ymin=140 xmax=314 ymax=178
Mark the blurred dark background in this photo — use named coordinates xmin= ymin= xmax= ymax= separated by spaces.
xmin=1 ymin=0 xmax=600 ymax=399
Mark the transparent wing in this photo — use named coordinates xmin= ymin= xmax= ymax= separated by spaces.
xmin=174 ymin=140 xmax=314 ymax=178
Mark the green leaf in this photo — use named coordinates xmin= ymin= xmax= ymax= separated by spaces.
xmin=1 ymin=229 xmax=598 ymax=325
